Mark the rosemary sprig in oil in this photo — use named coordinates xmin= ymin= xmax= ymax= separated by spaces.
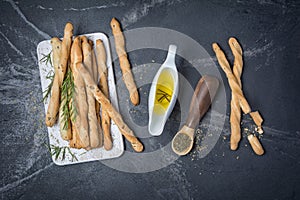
xmin=157 ymin=88 xmax=171 ymax=103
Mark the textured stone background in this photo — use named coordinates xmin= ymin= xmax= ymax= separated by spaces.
xmin=0 ymin=0 xmax=299 ymax=199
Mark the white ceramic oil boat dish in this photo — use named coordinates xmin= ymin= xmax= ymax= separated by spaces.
xmin=148 ymin=44 xmax=179 ymax=136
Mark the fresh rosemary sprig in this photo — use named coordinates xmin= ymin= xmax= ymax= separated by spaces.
xmin=60 ymin=67 xmax=77 ymax=130
xmin=39 ymin=51 xmax=53 ymax=67
xmin=67 ymin=147 xmax=78 ymax=162
xmin=40 ymin=51 xmax=54 ymax=103
xmin=45 ymin=143 xmax=78 ymax=162
xmin=42 ymin=70 xmax=54 ymax=102
xmin=156 ymin=88 xmax=171 ymax=103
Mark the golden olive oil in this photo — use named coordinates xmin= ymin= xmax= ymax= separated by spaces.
xmin=154 ymin=69 xmax=174 ymax=115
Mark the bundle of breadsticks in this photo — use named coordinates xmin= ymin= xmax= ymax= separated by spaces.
xmin=212 ymin=37 xmax=264 ymax=155
xmin=45 ymin=20 xmax=143 ymax=152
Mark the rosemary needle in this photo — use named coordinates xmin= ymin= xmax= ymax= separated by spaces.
xmin=62 ymin=147 xmax=66 ymax=161
xmin=55 ymin=147 xmax=62 ymax=160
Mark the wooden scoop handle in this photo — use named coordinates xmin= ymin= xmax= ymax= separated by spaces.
xmin=185 ymin=75 xmax=219 ymax=129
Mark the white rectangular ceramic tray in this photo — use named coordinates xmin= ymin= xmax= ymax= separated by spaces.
xmin=37 ymin=32 xmax=124 ymax=166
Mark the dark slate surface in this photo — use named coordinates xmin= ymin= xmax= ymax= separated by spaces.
xmin=1 ymin=0 xmax=300 ymax=199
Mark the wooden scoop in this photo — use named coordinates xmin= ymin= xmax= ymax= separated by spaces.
xmin=172 ymin=75 xmax=219 ymax=155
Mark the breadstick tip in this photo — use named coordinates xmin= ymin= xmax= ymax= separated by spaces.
xmin=96 ymin=39 xmax=103 ymax=45
xmin=80 ymin=36 xmax=88 ymax=43
xmin=104 ymin=138 xmax=113 ymax=151
xmin=131 ymin=140 xmax=144 ymax=152
xmin=110 ymin=18 xmax=121 ymax=32
xmin=64 ymin=22 xmax=73 ymax=36
xmin=73 ymin=37 xmax=83 ymax=64
xmin=50 ymin=37 xmax=60 ymax=43
xmin=247 ymin=134 xmax=264 ymax=155
xmin=110 ymin=17 xmax=118 ymax=26
xmin=81 ymin=37 xmax=92 ymax=53
xmin=228 ymin=37 xmax=242 ymax=52
xmin=230 ymin=142 xmax=238 ymax=151
xmin=130 ymin=90 xmax=140 ymax=105
xmin=73 ymin=36 xmax=81 ymax=46
xmin=212 ymin=43 xmax=220 ymax=52
xmin=228 ymin=37 xmax=237 ymax=44
xmin=88 ymin=39 xmax=94 ymax=47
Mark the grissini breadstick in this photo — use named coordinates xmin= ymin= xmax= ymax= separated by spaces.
xmin=73 ymin=40 xmax=143 ymax=152
xmin=89 ymin=40 xmax=101 ymax=124
xmin=230 ymin=96 xmax=241 ymax=150
xmin=70 ymin=37 xmax=90 ymax=148
xmin=68 ymin=52 xmax=78 ymax=147
xmin=81 ymin=37 xmax=94 ymax=75
xmin=46 ymin=23 xmax=73 ymax=126
xmin=228 ymin=37 xmax=243 ymax=150
xmin=57 ymin=23 xmax=73 ymax=137
xmin=88 ymin=39 xmax=99 ymax=82
xmin=96 ymin=40 xmax=109 ymax=97
xmin=96 ymin=39 xmax=113 ymax=150
xmin=45 ymin=38 xmax=61 ymax=127
xmin=212 ymin=43 xmax=251 ymax=114
xmin=82 ymin=36 xmax=102 ymax=148
xmin=110 ymin=18 xmax=139 ymax=105
xmin=228 ymin=37 xmax=243 ymax=87
xmin=247 ymin=134 xmax=264 ymax=155
xmin=57 ymin=22 xmax=73 ymax=84
xmin=51 ymin=38 xmax=61 ymax=73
